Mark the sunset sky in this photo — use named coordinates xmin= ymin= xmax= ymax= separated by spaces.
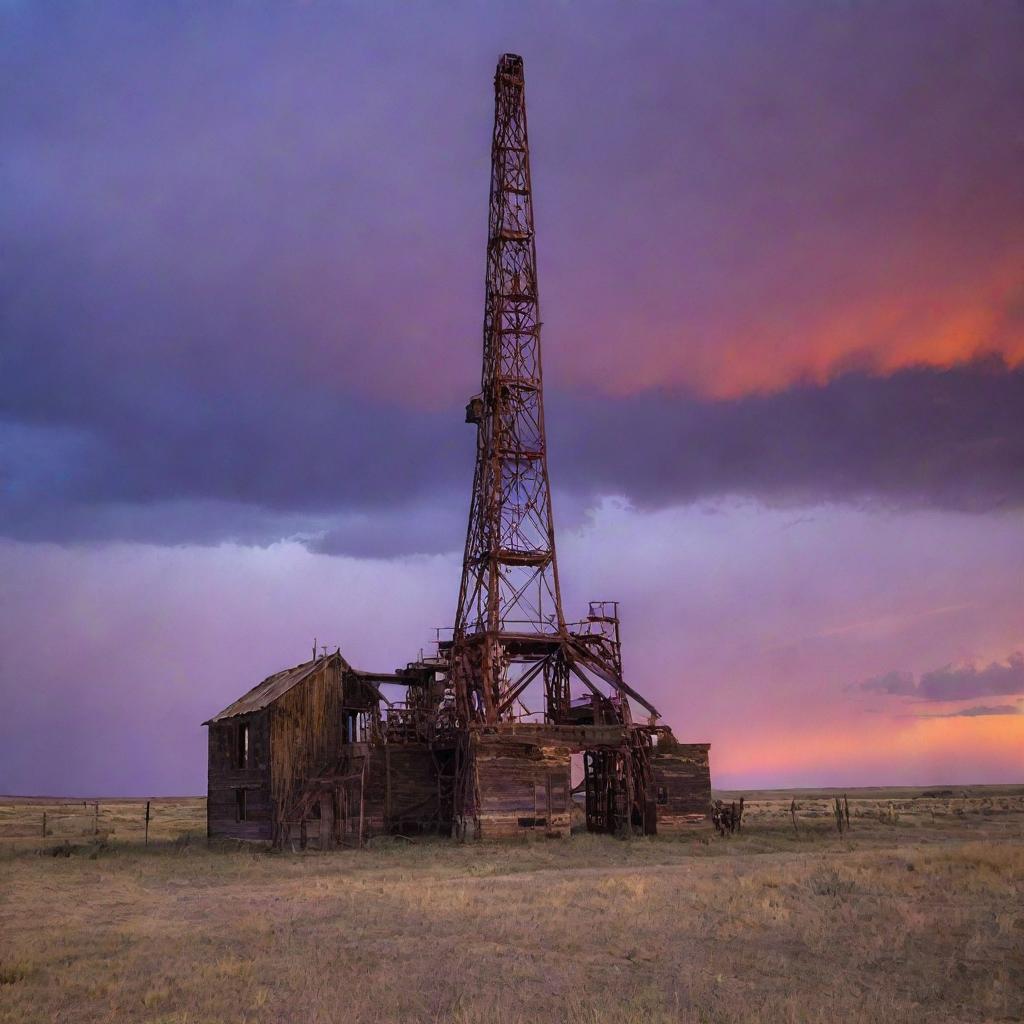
xmin=1 ymin=1 xmax=1022 ymax=796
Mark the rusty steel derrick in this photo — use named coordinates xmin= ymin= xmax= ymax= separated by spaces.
xmin=448 ymin=55 xmax=662 ymax=736
xmin=439 ymin=53 xmax=669 ymax=837
xmin=452 ymin=53 xmax=565 ymax=725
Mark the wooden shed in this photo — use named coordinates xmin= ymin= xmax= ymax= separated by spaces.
xmin=204 ymin=654 xmax=346 ymax=842
xmin=205 ymin=652 xmax=451 ymax=845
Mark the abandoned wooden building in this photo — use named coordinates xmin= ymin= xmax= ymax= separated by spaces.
xmin=204 ymin=54 xmax=711 ymax=847
xmin=205 ymin=641 xmax=711 ymax=846
xmin=205 ymin=652 xmax=448 ymax=845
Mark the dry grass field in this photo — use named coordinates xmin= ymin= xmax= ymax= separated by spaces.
xmin=1 ymin=787 xmax=1022 ymax=1024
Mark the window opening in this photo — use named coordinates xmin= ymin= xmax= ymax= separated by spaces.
xmin=237 ymin=722 xmax=250 ymax=769
xmin=343 ymin=710 xmax=368 ymax=743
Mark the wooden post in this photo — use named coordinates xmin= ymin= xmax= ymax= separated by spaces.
xmin=385 ymin=746 xmax=392 ymax=833
xmin=42 ymin=811 xmax=47 ymax=837
xmin=144 ymin=801 xmax=151 ymax=846
xmin=385 ymin=749 xmax=391 ymax=835
xmin=334 ymin=786 xmax=342 ymax=847
xmin=94 ymin=801 xmax=99 ymax=835
xmin=843 ymin=794 xmax=850 ymax=830
xmin=358 ymin=757 xmax=366 ymax=847
xmin=790 ymin=798 xmax=799 ymax=835
xmin=319 ymin=792 xmax=335 ymax=851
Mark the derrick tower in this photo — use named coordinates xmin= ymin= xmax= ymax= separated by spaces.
xmin=449 ymin=53 xmax=659 ymax=738
xmin=451 ymin=53 xmax=566 ymax=724
xmin=205 ymin=53 xmax=712 ymax=851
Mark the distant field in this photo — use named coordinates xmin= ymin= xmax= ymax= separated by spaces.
xmin=3 ymin=785 xmax=1022 ymax=851
xmin=0 ymin=787 xmax=1022 ymax=1023
xmin=0 ymin=796 xmax=204 ymax=851
xmin=713 ymin=783 xmax=1024 ymax=839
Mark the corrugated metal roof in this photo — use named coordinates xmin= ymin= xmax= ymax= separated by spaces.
xmin=203 ymin=652 xmax=346 ymax=724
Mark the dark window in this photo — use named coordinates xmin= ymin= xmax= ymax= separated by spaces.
xmin=656 ymin=785 xmax=668 ymax=806
xmin=235 ymin=789 xmax=247 ymax=822
xmin=517 ymin=817 xmax=546 ymax=828
xmin=237 ymin=722 xmax=249 ymax=769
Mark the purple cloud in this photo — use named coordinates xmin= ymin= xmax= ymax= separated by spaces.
xmin=2 ymin=3 xmax=1022 ymax=556
xmin=915 ymin=704 xmax=1022 ymax=719
xmin=2 ymin=359 xmax=1022 ymax=556
xmin=853 ymin=670 xmax=917 ymax=697
xmin=853 ymin=653 xmax=1024 ymax=703
xmin=919 ymin=654 xmax=1024 ymax=702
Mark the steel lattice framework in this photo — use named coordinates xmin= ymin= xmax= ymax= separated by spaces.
xmin=451 ymin=54 xmax=566 ymax=723
xmin=448 ymin=54 xmax=662 ymax=741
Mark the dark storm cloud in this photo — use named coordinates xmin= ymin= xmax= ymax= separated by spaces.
xmin=853 ymin=653 xmax=1024 ymax=704
xmin=2 ymin=358 xmax=1021 ymax=554
xmin=551 ymin=357 xmax=1024 ymax=514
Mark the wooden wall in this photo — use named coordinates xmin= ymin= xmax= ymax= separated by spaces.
xmin=269 ymin=658 xmax=344 ymax=834
xmin=651 ymin=741 xmax=711 ymax=831
xmin=278 ymin=744 xmax=447 ymax=848
xmin=357 ymin=745 xmax=446 ymax=836
xmin=471 ymin=735 xmax=572 ymax=839
xmin=207 ymin=713 xmax=274 ymax=841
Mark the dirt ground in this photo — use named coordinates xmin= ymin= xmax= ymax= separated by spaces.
xmin=1 ymin=787 xmax=1022 ymax=1023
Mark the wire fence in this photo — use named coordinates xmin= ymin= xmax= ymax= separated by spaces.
xmin=0 ymin=798 xmax=205 ymax=846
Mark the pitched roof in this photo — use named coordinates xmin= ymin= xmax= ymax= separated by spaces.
xmin=203 ymin=652 xmax=347 ymax=724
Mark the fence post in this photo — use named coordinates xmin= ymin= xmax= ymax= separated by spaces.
xmin=42 ymin=811 xmax=47 ymax=837
xmin=835 ymin=795 xmax=851 ymax=834
xmin=145 ymin=801 xmax=151 ymax=846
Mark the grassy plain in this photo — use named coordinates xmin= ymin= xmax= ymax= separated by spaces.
xmin=1 ymin=787 xmax=1022 ymax=1024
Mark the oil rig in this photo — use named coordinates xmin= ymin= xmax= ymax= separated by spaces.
xmin=205 ymin=54 xmax=711 ymax=845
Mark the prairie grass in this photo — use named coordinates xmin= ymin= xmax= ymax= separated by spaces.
xmin=0 ymin=789 xmax=1021 ymax=1023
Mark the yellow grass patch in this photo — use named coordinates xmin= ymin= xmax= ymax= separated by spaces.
xmin=0 ymin=790 xmax=1021 ymax=1023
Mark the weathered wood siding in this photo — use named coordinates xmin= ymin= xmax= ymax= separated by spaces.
xmin=651 ymin=741 xmax=711 ymax=830
xmin=269 ymin=658 xmax=344 ymax=832
xmin=350 ymin=745 xmax=445 ymax=836
xmin=207 ymin=712 xmax=274 ymax=840
xmin=472 ymin=735 xmax=571 ymax=839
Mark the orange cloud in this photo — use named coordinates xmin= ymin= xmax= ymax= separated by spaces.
xmin=574 ymin=264 xmax=1024 ymax=401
